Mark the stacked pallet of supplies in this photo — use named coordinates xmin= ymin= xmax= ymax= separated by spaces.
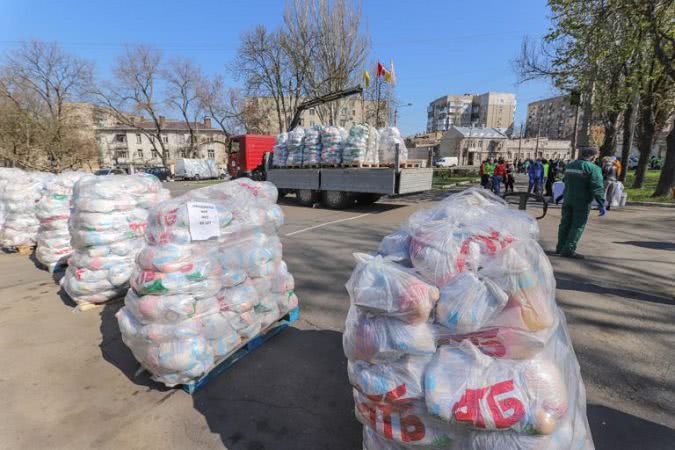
xmin=345 ymin=188 xmax=594 ymax=450
xmin=116 ymin=178 xmax=298 ymax=387
xmin=61 ymin=174 xmax=170 ymax=305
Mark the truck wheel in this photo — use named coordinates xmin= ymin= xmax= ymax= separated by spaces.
xmin=356 ymin=193 xmax=381 ymax=206
xmin=322 ymin=190 xmax=354 ymax=209
xmin=296 ymin=189 xmax=320 ymax=206
xmin=194 ymin=174 xmax=201 ymax=180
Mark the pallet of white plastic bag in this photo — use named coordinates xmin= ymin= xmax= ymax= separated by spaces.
xmin=182 ymin=306 xmax=301 ymax=394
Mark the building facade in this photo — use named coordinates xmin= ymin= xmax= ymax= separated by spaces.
xmin=439 ymin=126 xmax=571 ymax=166
xmin=426 ymin=92 xmax=516 ymax=133
xmin=68 ymin=103 xmax=228 ymax=171
xmin=525 ymin=95 xmax=577 ymax=140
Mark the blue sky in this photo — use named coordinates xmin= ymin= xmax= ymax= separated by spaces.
xmin=0 ymin=0 xmax=561 ymax=135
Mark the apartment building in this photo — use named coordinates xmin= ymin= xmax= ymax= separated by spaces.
xmin=525 ymin=95 xmax=577 ymax=140
xmin=68 ymin=103 xmax=228 ymax=170
xmin=247 ymin=96 xmax=389 ymax=135
xmin=426 ymin=92 xmax=516 ymax=133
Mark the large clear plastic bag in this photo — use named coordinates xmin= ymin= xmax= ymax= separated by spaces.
xmin=343 ymin=124 xmax=370 ymax=165
xmin=62 ymin=174 xmax=169 ymax=304
xmin=378 ymin=127 xmax=408 ymax=163
xmin=321 ymin=126 xmax=344 ymax=165
xmin=343 ymin=306 xmax=436 ymax=363
xmin=286 ymin=127 xmax=305 ymax=166
xmin=347 ymin=253 xmax=439 ymax=324
xmin=116 ymin=179 xmax=298 ymax=387
xmin=0 ymin=169 xmax=47 ymax=247
xmin=377 ymin=228 xmax=412 ymax=265
xmin=272 ymin=132 xmax=288 ymax=167
xmin=303 ymin=126 xmax=322 ymax=166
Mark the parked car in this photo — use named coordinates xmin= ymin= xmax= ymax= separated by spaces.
xmin=434 ymin=157 xmax=458 ymax=168
xmin=142 ymin=166 xmax=172 ymax=181
xmin=175 ymin=158 xmax=219 ymax=180
xmin=94 ymin=168 xmax=125 ymax=176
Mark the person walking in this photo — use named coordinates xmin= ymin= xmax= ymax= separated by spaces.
xmin=505 ymin=160 xmax=515 ymax=193
xmin=601 ymin=156 xmax=618 ymax=210
xmin=481 ymin=158 xmax=495 ymax=190
xmin=544 ymin=158 xmax=556 ymax=197
xmin=528 ymin=159 xmax=544 ymax=194
xmin=479 ymin=160 xmax=487 ymax=188
xmin=492 ymin=159 xmax=506 ymax=195
xmin=556 ymin=147 xmax=606 ymax=259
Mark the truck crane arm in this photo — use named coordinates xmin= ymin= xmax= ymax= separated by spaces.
xmin=288 ymin=85 xmax=363 ymax=131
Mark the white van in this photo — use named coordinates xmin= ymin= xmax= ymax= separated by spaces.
xmin=435 ymin=157 xmax=458 ymax=168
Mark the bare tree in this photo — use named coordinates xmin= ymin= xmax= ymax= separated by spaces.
xmin=197 ymin=74 xmax=247 ymax=138
xmin=362 ymin=62 xmax=393 ymax=127
xmin=0 ymin=40 xmax=96 ymax=171
xmin=284 ymin=0 xmax=369 ymax=125
xmin=164 ymin=57 xmax=204 ymax=157
xmin=234 ymin=26 xmax=303 ymax=133
xmin=95 ymin=45 xmax=171 ymax=167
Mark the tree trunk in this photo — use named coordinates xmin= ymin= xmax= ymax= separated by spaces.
xmin=619 ymin=94 xmax=639 ymax=183
xmin=600 ymin=111 xmax=620 ymax=158
xmin=633 ymin=98 xmax=656 ymax=189
xmin=653 ymin=124 xmax=675 ymax=197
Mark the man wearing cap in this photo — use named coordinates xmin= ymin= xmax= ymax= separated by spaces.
xmin=556 ymin=146 xmax=606 ymax=258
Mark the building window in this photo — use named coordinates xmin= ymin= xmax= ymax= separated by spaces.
xmin=309 ymin=109 xmax=316 ymax=116
xmin=136 ymin=134 xmax=142 ymax=144
xmin=162 ymin=135 xmax=169 ymax=144
xmin=115 ymin=134 xmax=126 ymax=143
xmin=352 ymin=109 xmax=356 ymax=116
xmin=298 ymin=119 xmax=304 ymax=126
xmin=115 ymin=150 xmax=128 ymax=159
xmin=180 ymin=150 xmax=187 ymax=158
xmin=207 ymin=149 xmax=215 ymax=159
xmin=340 ymin=120 xmax=347 ymax=127
xmin=310 ymin=121 xmax=315 ymax=126
xmin=137 ymin=149 xmax=143 ymax=158
xmin=152 ymin=150 xmax=160 ymax=159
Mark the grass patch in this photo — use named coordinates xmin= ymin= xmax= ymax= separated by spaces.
xmin=432 ymin=171 xmax=479 ymax=189
xmin=623 ymin=170 xmax=673 ymax=203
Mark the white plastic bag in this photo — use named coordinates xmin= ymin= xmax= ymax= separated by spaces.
xmin=378 ymin=127 xmax=408 ymax=164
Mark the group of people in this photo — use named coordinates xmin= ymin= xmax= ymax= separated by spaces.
xmin=478 ymin=158 xmax=515 ymax=195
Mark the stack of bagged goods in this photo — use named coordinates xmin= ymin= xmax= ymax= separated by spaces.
xmin=378 ymin=127 xmax=408 ymax=165
xmin=302 ymin=126 xmax=322 ymax=166
xmin=321 ymin=126 xmax=344 ymax=165
xmin=272 ymin=132 xmax=288 ymax=167
xmin=116 ymin=178 xmax=298 ymax=386
xmin=62 ymin=174 xmax=170 ymax=305
xmin=345 ymin=188 xmax=594 ymax=449
xmin=285 ymin=127 xmax=305 ymax=167
xmin=342 ymin=124 xmax=370 ymax=166
xmin=0 ymin=169 xmax=48 ymax=249
xmin=36 ymin=171 xmax=92 ymax=272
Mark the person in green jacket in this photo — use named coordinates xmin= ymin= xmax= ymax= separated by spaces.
xmin=556 ymin=147 xmax=606 ymax=259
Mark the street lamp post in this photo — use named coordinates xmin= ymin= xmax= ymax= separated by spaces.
xmin=394 ymin=102 xmax=412 ymax=127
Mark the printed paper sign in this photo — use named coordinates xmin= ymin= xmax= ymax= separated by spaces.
xmin=187 ymin=201 xmax=220 ymax=241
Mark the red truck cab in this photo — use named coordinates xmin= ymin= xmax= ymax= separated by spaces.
xmin=228 ymin=134 xmax=276 ymax=177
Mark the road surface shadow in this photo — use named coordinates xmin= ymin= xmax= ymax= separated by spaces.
xmin=588 ymin=404 xmax=675 ymax=450
xmin=98 ymin=302 xmax=171 ymax=391
xmin=556 ymin=275 xmax=674 ymax=306
xmin=278 ymin=196 xmax=407 ymax=213
xmin=615 ymin=240 xmax=675 ymax=251
xmin=192 ymin=327 xmax=361 ymax=450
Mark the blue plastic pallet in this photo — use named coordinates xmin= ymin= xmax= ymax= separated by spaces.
xmin=182 ymin=306 xmax=300 ymax=394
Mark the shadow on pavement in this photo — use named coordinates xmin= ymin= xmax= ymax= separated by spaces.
xmin=98 ymin=302 xmax=171 ymax=391
xmin=192 ymin=327 xmax=361 ymax=450
xmin=556 ymin=275 xmax=674 ymax=306
xmin=278 ymin=196 xmax=407 ymax=214
xmin=614 ymin=240 xmax=675 ymax=251
xmin=588 ymin=404 xmax=675 ymax=450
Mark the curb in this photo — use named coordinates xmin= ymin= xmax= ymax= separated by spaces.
xmin=625 ymin=201 xmax=675 ymax=208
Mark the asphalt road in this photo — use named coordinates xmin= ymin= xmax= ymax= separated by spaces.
xmin=0 ymin=182 xmax=672 ymax=450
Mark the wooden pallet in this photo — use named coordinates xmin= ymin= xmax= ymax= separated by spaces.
xmin=345 ymin=162 xmax=385 ymax=168
xmin=320 ymin=164 xmax=342 ymax=168
xmin=285 ymin=165 xmax=304 ymax=169
xmin=11 ymin=245 xmax=35 ymax=255
xmin=302 ymin=164 xmax=321 ymax=169
xmin=181 ymin=306 xmax=301 ymax=394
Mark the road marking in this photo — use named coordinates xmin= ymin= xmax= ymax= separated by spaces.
xmin=284 ymin=213 xmax=371 ymax=237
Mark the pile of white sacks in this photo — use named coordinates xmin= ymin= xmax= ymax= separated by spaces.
xmin=0 ymin=168 xmax=48 ymax=248
xmin=61 ymin=174 xmax=170 ymax=305
xmin=116 ymin=178 xmax=298 ymax=386
xmin=344 ymin=188 xmax=593 ymax=450
xmin=35 ymin=171 xmax=92 ymax=271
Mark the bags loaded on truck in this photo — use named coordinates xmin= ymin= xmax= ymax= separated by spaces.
xmin=378 ymin=127 xmax=408 ymax=164
xmin=273 ymin=132 xmax=289 ymax=168
xmin=286 ymin=127 xmax=305 ymax=167
xmin=344 ymin=188 xmax=594 ymax=449
xmin=342 ymin=124 xmax=380 ymax=166
xmin=303 ymin=126 xmax=322 ymax=166
xmin=61 ymin=174 xmax=170 ymax=305
xmin=321 ymin=126 xmax=344 ymax=165
xmin=116 ymin=178 xmax=298 ymax=386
